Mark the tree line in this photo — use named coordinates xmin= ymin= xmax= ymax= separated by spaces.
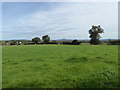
xmin=32 ymin=25 xmax=105 ymax=45
xmin=0 ymin=25 xmax=120 ymax=45
xmin=31 ymin=35 xmax=82 ymax=45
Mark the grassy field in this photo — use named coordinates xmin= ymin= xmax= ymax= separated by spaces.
xmin=2 ymin=45 xmax=119 ymax=88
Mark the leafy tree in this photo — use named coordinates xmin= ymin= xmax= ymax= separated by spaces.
xmin=72 ymin=39 xmax=78 ymax=45
xmin=89 ymin=25 xmax=104 ymax=45
xmin=42 ymin=35 xmax=50 ymax=44
xmin=32 ymin=37 xmax=40 ymax=44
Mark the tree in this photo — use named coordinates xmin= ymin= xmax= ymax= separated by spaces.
xmin=42 ymin=35 xmax=50 ymax=44
xmin=10 ymin=40 xmax=17 ymax=45
xmin=72 ymin=39 xmax=78 ymax=45
xmin=89 ymin=25 xmax=104 ymax=45
xmin=32 ymin=37 xmax=40 ymax=44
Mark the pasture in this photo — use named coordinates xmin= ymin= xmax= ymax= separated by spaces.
xmin=2 ymin=45 xmax=119 ymax=88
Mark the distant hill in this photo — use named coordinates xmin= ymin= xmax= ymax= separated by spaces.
xmin=54 ymin=38 xmax=90 ymax=41
xmin=55 ymin=39 xmax=73 ymax=41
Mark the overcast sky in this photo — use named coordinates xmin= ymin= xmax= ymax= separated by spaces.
xmin=2 ymin=2 xmax=118 ymax=40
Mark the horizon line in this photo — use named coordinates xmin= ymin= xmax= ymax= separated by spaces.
xmin=0 ymin=38 xmax=119 ymax=41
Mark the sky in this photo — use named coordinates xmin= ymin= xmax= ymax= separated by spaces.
xmin=2 ymin=2 xmax=118 ymax=40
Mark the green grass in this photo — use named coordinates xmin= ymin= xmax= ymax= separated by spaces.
xmin=0 ymin=46 xmax=2 ymax=89
xmin=2 ymin=45 xmax=119 ymax=88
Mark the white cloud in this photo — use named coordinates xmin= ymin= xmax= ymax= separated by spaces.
xmin=3 ymin=2 xmax=118 ymax=40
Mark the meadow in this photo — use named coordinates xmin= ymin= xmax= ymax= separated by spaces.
xmin=2 ymin=45 xmax=119 ymax=88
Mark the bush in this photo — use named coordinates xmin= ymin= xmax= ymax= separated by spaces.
xmin=107 ymin=40 xmax=120 ymax=45
xmin=10 ymin=41 xmax=17 ymax=45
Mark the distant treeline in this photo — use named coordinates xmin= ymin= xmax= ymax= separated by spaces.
xmin=0 ymin=39 xmax=120 ymax=45
xmin=0 ymin=39 xmax=82 ymax=45
xmin=1 ymin=25 xmax=119 ymax=45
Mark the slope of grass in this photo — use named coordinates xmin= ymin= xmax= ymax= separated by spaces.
xmin=2 ymin=45 xmax=119 ymax=88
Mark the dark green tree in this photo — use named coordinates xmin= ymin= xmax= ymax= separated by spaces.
xmin=72 ymin=39 xmax=78 ymax=45
xmin=10 ymin=40 xmax=17 ymax=45
xmin=89 ymin=25 xmax=104 ymax=45
xmin=32 ymin=37 xmax=40 ymax=44
xmin=42 ymin=35 xmax=50 ymax=44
